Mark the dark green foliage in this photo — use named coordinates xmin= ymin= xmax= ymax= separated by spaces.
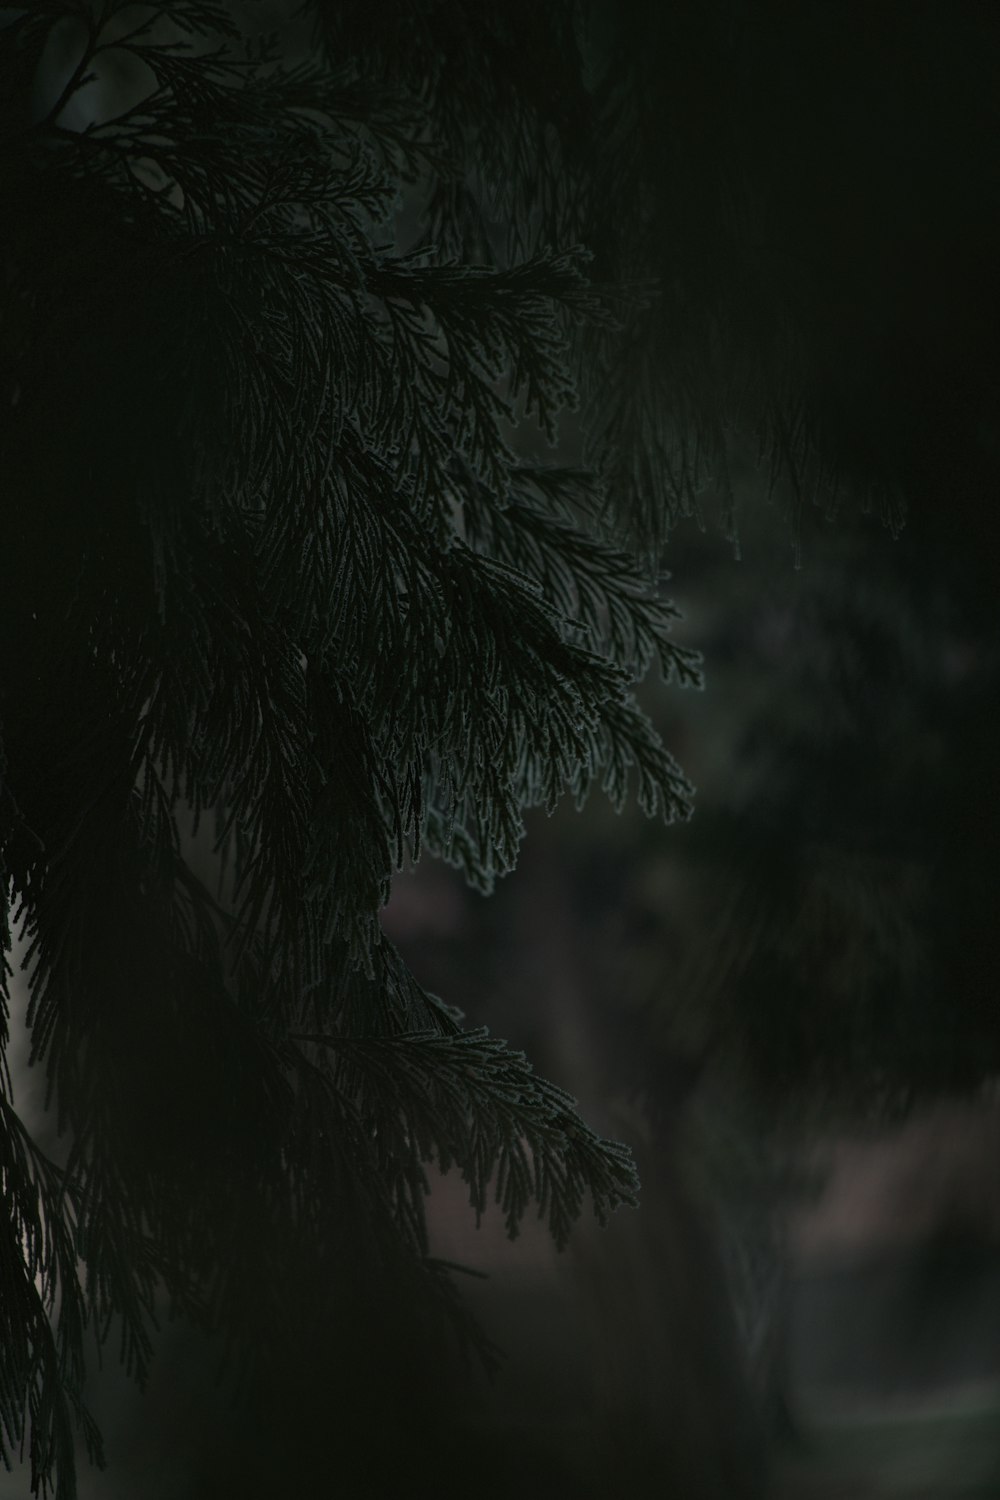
xmin=0 ymin=2 xmax=704 ymax=1492
xmin=3 ymin=1 xmax=999 ymax=1493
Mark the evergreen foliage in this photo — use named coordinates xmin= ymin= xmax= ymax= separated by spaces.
xmin=0 ymin=3 xmax=704 ymax=1492
xmin=2 ymin=1 xmax=998 ymax=1493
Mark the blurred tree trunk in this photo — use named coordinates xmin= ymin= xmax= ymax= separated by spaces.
xmin=570 ymin=1107 xmax=768 ymax=1498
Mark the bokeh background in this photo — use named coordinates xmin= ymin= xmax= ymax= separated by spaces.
xmin=384 ymin=486 xmax=1000 ymax=1500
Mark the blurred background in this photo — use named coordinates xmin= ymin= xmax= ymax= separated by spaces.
xmin=384 ymin=483 xmax=1000 ymax=1500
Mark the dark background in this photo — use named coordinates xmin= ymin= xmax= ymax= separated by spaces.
xmin=5 ymin=2 xmax=1000 ymax=1495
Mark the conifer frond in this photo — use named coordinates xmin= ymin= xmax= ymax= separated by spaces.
xmin=0 ymin=3 xmax=708 ymax=1488
xmin=0 ymin=1094 xmax=106 ymax=1500
xmin=292 ymin=1024 xmax=641 ymax=1251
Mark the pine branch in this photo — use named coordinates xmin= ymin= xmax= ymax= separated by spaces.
xmin=291 ymin=1024 xmax=640 ymax=1250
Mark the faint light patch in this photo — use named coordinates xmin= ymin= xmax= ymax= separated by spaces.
xmin=4 ymin=921 xmax=48 ymax=1143
xmin=382 ymin=868 xmax=466 ymax=942
xmin=791 ymin=1098 xmax=1000 ymax=1268
xmin=3 ymin=921 xmax=66 ymax=1330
